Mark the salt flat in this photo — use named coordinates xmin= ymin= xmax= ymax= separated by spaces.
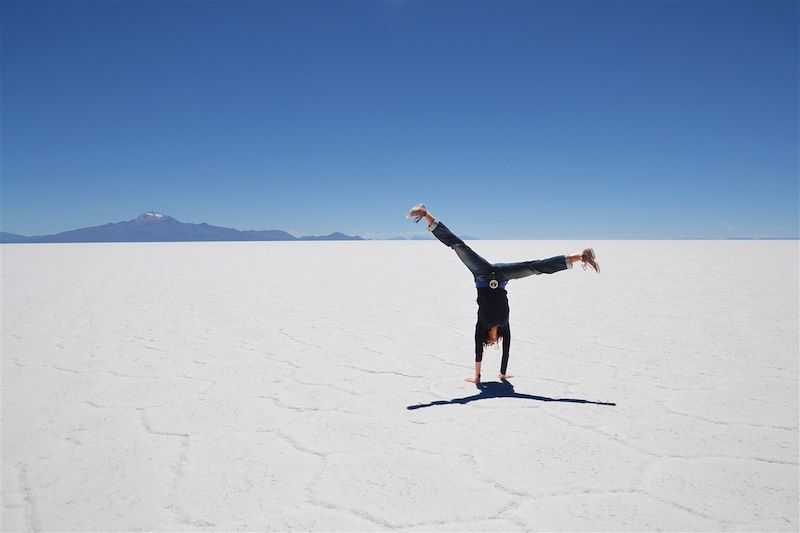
xmin=2 ymin=240 xmax=798 ymax=531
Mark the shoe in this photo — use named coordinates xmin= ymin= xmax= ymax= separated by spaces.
xmin=581 ymin=248 xmax=600 ymax=273
xmin=405 ymin=203 xmax=427 ymax=223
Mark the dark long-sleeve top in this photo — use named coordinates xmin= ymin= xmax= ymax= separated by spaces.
xmin=474 ymin=287 xmax=511 ymax=371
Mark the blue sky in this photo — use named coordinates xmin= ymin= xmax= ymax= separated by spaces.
xmin=2 ymin=0 xmax=797 ymax=239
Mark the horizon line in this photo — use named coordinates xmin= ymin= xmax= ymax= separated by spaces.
xmin=2 ymin=237 xmax=798 ymax=244
xmin=1 ymin=211 xmax=796 ymax=242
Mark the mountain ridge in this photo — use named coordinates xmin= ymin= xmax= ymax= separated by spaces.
xmin=0 ymin=212 xmax=364 ymax=243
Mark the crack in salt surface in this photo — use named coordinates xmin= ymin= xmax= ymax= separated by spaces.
xmin=334 ymin=326 xmax=397 ymax=340
xmin=617 ymin=377 xmax=714 ymax=392
xmin=288 ymin=375 xmax=361 ymax=397
xmin=519 ymin=487 xmax=736 ymax=526
xmin=305 ymin=498 xmax=391 ymax=529
xmin=739 ymin=395 xmax=798 ymax=408
xmin=138 ymin=410 xmax=190 ymax=439
xmin=417 ymin=351 xmax=466 ymax=370
xmin=640 ymin=489 xmax=738 ymax=526
xmin=334 ymin=363 xmax=425 ymax=380
xmin=84 ymin=400 xmax=115 ymax=409
xmin=595 ymin=338 xmax=640 ymax=353
xmin=273 ymin=430 xmax=327 ymax=459
xmin=11 ymin=358 xmax=219 ymax=389
xmin=539 ymin=411 xmax=792 ymax=525
xmin=138 ymin=411 xmax=194 ymax=525
xmin=289 ymin=442 xmax=523 ymax=530
xmin=541 ymin=410 xmax=797 ymax=466
xmin=662 ymin=405 xmax=797 ymax=431
xmin=458 ymin=452 xmax=529 ymax=530
xmin=278 ymin=330 xmax=323 ymax=349
xmin=391 ymin=448 xmax=529 ymax=528
xmin=18 ymin=464 xmax=41 ymax=532
xmin=263 ymin=354 xmax=302 ymax=369
xmin=164 ymin=435 xmax=192 ymax=525
xmin=533 ymin=488 xmax=642 ymax=501
xmin=82 ymin=379 xmax=216 ymax=409
xmin=247 ymin=394 xmax=357 ymax=415
xmin=274 ymin=433 xmax=394 ymax=530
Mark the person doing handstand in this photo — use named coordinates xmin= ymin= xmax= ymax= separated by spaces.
xmin=406 ymin=203 xmax=600 ymax=384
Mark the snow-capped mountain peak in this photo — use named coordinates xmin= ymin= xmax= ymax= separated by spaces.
xmin=136 ymin=211 xmax=168 ymax=222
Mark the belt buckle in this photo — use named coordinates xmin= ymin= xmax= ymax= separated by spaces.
xmin=488 ymin=279 xmax=499 ymax=289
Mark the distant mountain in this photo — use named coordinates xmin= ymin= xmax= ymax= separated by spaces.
xmin=0 ymin=232 xmax=30 ymax=243
xmin=299 ymin=232 xmax=362 ymax=241
xmin=0 ymin=212 xmax=363 ymax=243
xmin=383 ymin=235 xmax=477 ymax=241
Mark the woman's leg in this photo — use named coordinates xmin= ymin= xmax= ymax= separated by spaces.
xmin=494 ymin=250 xmax=597 ymax=280
xmin=494 ymin=255 xmax=573 ymax=280
xmin=431 ymin=221 xmax=493 ymax=277
xmin=414 ymin=208 xmax=492 ymax=278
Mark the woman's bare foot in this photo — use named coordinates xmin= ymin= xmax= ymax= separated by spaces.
xmin=498 ymin=374 xmax=514 ymax=380
xmin=465 ymin=375 xmax=480 ymax=384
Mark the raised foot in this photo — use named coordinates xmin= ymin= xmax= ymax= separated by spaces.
xmin=405 ymin=202 xmax=427 ymax=223
xmin=581 ymin=248 xmax=600 ymax=273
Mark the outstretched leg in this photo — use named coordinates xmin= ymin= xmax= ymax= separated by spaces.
xmin=407 ymin=204 xmax=492 ymax=278
xmin=494 ymin=249 xmax=599 ymax=280
xmin=494 ymin=255 xmax=572 ymax=280
xmin=431 ymin=221 xmax=494 ymax=277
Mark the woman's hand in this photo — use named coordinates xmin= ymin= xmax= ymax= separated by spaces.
xmin=464 ymin=363 xmax=482 ymax=384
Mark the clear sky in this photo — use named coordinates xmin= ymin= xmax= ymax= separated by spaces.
xmin=2 ymin=0 xmax=797 ymax=239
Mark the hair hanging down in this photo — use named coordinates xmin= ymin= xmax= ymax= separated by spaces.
xmin=483 ymin=329 xmax=503 ymax=348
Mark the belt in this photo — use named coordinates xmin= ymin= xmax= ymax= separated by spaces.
xmin=475 ymin=279 xmax=506 ymax=289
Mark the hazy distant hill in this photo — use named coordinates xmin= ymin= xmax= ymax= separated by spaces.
xmin=0 ymin=212 xmax=363 ymax=243
xmin=299 ymin=232 xmax=362 ymax=241
xmin=382 ymin=235 xmax=477 ymax=241
xmin=0 ymin=232 xmax=30 ymax=243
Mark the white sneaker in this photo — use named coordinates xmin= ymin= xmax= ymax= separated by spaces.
xmin=405 ymin=203 xmax=427 ymax=223
xmin=581 ymin=248 xmax=600 ymax=273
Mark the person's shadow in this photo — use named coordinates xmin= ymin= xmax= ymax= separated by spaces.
xmin=407 ymin=379 xmax=616 ymax=410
